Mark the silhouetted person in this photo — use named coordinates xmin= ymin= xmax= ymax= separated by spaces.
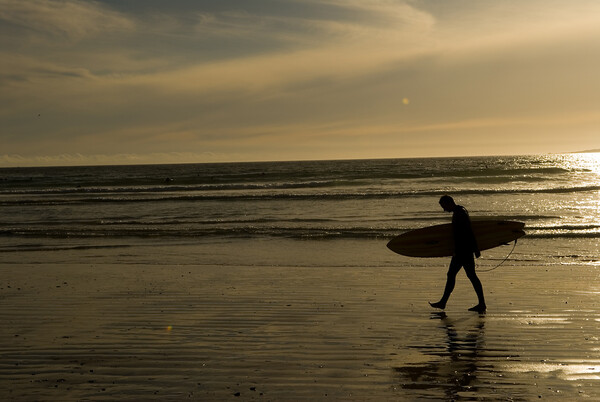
xmin=430 ymin=195 xmax=486 ymax=313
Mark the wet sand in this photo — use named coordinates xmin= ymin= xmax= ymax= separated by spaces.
xmin=1 ymin=262 xmax=600 ymax=400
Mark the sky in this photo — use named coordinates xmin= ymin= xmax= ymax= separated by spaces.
xmin=1 ymin=0 xmax=600 ymax=167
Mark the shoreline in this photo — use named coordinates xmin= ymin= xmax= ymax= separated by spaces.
xmin=2 ymin=263 xmax=599 ymax=400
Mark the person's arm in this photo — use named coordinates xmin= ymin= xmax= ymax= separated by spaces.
xmin=465 ymin=212 xmax=480 ymax=258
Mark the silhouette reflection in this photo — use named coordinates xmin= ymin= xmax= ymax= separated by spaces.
xmin=394 ymin=312 xmax=486 ymax=400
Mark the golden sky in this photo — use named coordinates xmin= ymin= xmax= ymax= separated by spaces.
xmin=1 ymin=0 xmax=600 ymax=166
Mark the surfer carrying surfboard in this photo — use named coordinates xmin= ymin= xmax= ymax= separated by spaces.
xmin=429 ymin=195 xmax=487 ymax=313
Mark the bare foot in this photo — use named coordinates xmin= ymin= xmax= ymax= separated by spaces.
xmin=468 ymin=304 xmax=486 ymax=313
xmin=429 ymin=301 xmax=446 ymax=309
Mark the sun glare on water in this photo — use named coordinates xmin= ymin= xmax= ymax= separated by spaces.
xmin=573 ymin=152 xmax=600 ymax=174
xmin=540 ymin=152 xmax=600 ymax=242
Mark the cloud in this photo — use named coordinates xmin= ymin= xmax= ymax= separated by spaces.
xmin=0 ymin=0 xmax=134 ymax=41
xmin=421 ymin=0 xmax=600 ymax=61
xmin=0 ymin=53 xmax=95 ymax=86
xmin=0 ymin=0 xmax=139 ymax=87
xmin=193 ymin=0 xmax=435 ymax=44
xmin=121 ymin=1 xmax=436 ymax=98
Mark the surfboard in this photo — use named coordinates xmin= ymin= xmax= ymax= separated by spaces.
xmin=387 ymin=220 xmax=525 ymax=258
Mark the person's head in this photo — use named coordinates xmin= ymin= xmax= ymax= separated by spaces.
xmin=439 ymin=195 xmax=456 ymax=212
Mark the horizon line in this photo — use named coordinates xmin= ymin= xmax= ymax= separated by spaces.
xmin=1 ymin=150 xmax=599 ymax=169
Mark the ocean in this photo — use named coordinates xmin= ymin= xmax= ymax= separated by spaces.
xmin=1 ymin=153 xmax=599 ymax=269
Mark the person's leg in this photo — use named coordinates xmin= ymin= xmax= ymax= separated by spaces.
xmin=464 ymin=256 xmax=486 ymax=312
xmin=430 ymin=257 xmax=462 ymax=309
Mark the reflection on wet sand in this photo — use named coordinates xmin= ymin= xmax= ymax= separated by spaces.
xmin=394 ymin=312 xmax=522 ymax=400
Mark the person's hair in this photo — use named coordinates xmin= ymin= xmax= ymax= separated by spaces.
xmin=439 ymin=195 xmax=454 ymax=205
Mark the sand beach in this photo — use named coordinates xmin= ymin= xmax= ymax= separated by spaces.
xmin=2 ymin=254 xmax=600 ymax=400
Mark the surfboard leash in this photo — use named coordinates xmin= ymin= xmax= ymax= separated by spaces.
xmin=476 ymin=239 xmax=518 ymax=273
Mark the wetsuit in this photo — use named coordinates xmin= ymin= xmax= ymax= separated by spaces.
xmin=452 ymin=205 xmax=479 ymax=258
xmin=439 ymin=205 xmax=485 ymax=308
